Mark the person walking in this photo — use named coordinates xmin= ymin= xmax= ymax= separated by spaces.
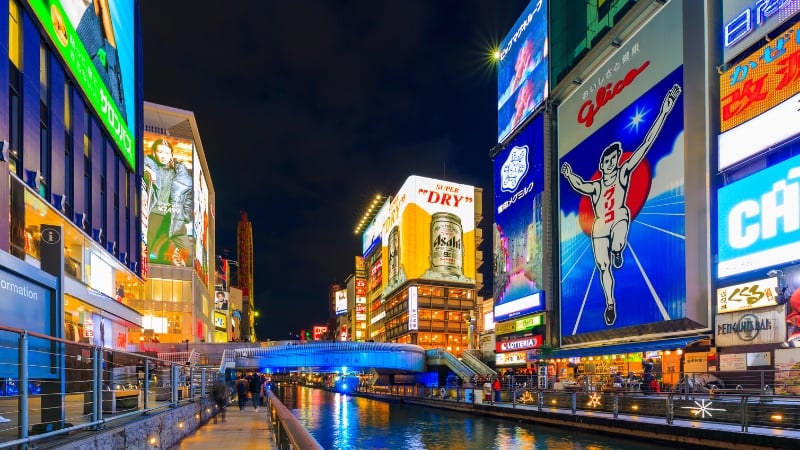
xmin=212 ymin=376 xmax=229 ymax=423
xmin=493 ymin=377 xmax=502 ymax=402
xmin=249 ymin=372 xmax=263 ymax=412
xmin=234 ymin=374 xmax=249 ymax=411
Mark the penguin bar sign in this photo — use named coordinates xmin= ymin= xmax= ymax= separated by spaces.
xmin=715 ymin=305 xmax=786 ymax=346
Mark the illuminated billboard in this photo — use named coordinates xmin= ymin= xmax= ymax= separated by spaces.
xmin=497 ymin=0 xmax=548 ymax=143
xmin=27 ymin=0 xmax=135 ymax=169
xmin=722 ymin=0 xmax=800 ymax=63
xmin=214 ymin=290 xmax=229 ymax=311
xmin=718 ymin=20 xmax=800 ymax=169
xmin=718 ymin=152 xmax=800 ymax=278
xmin=493 ymin=114 xmax=545 ymax=322
xmin=142 ymin=132 xmax=194 ymax=267
xmin=381 ymin=176 xmax=476 ymax=296
xmin=362 ymin=200 xmax=390 ymax=255
xmin=193 ymin=150 xmax=210 ymax=285
xmin=557 ymin=0 xmax=686 ymax=337
xmin=335 ymin=289 xmax=347 ymax=315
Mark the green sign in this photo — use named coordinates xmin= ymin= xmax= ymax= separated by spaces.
xmin=515 ymin=314 xmax=543 ymax=331
xmin=27 ymin=0 xmax=135 ymax=169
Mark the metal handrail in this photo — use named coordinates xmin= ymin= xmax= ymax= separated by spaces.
xmin=266 ymin=390 xmax=323 ymax=450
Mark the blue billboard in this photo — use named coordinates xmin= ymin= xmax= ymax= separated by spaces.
xmin=497 ymin=0 xmax=548 ymax=143
xmin=718 ymin=152 xmax=800 ymax=278
xmin=559 ymin=69 xmax=685 ymax=335
xmin=493 ymin=114 xmax=545 ymax=322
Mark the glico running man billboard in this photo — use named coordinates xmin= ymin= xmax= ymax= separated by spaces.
xmin=381 ymin=176 xmax=476 ymax=296
xmin=493 ymin=114 xmax=545 ymax=322
xmin=27 ymin=0 xmax=136 ymax=169
xmin=497 ymin=0 xmax=548 ymax=143
xmin=557 ymin=0 xmax=686 ymax=338
xmin=142 ymin=132 xmax=194 ymax=267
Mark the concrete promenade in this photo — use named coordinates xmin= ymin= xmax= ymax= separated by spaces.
xmin=168 ymin=405 xmax=276 ymax=450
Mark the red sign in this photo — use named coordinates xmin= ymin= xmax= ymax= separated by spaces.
xmin=578 ymin=61 xmax=650 ymax=127
xmin=496 ymin=335 xmax=542 ymax=353
xmin=313 ymin=326 xmax=327 ymax=340
xmin=355 ymin=278 xmax=367 ymax=296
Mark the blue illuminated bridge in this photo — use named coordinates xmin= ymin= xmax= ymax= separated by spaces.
xmin=216 ymin=341 xmax=492 ymax=379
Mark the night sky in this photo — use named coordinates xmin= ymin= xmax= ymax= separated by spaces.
xmin=139 ymin=1 xmax=530 ymax=340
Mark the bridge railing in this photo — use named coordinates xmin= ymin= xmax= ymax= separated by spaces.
xmin=0 ymin=325 xmax=223 ymax=449
xmin=360 ymin=374 xmax=800 ymax=432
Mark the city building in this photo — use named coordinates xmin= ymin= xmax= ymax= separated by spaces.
xmin=357 ymin=175 xmax=484 ymax=356
xmin=0 ymin=0 xmax=144 ymax=356
xmin=236 ymin=211 xmax=255 ymax=341
xmin=134 ymin=101 xmax=216 ymax=344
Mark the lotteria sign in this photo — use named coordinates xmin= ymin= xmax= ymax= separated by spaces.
xmin=718 ymin=152 xmax=800 ymax=277
xmin=496 ymin=335 xmax=542 ymax=352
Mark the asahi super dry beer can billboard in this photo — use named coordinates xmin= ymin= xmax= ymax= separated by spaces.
xmin=381 ymin=176 xmax=476 ymax=296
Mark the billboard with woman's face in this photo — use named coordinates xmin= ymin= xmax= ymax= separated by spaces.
xmin=142 ymin=132 xmax=194 ymax=267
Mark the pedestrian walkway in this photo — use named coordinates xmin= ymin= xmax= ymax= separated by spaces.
xmin=168 ymin=405 xmax=276 ymax=450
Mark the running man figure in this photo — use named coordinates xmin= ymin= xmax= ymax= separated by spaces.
xmin=560 ymin=84 xmax=681 ymax=326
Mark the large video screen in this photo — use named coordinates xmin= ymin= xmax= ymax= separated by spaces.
xmin=142 ymin=132 xmax=194 ymax=266
xmin=27 ymin=0 xmax=135 ymax=169
xmin=381 ymin=176 xmax=476 ymax=296
xmin=718 ymin=152 xmax=800 ymax=278
xmin=497 ymin=0 xmax=548 ymax=143
xmin=493 ymin=114 xmax=545 ymax=322
xmin=193 ymin=150 xmax=210 ymax=286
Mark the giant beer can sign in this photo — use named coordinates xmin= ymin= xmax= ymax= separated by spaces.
xmin=430 ymin=212 xmax=463 ymax=276
xmin=381 ymin=176 xmax=476 ymax=297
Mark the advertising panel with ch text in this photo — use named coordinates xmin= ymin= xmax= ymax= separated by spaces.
xmin=381 ymin=176 xmax=476 ymax=297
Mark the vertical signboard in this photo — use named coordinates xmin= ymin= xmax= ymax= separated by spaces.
xmin=493 ymin=114 xmax=545 ymax=322
xmin=142 ymin=132 xmax=194 ymax=267
xmin=408 ymin=286 xmax=419 ymax=331
xmin=557 ymin=0 xmax=686 ymax=337
xmin=193 ymin=150 xmax=210 ymax=285
xmin=381 ymin=176 xmax=476 ymax=297
xmin=27 ymin=0 xmax=136 ymax=168
xmin=497 ymin=0 xmax=548 ymax=143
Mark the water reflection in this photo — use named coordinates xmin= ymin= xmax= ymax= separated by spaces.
xmin=277 ymin=385 xmax=674 ymax=450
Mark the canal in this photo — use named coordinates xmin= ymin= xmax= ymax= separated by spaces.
xmin=275 ymin=385 xmax=676 ymax=449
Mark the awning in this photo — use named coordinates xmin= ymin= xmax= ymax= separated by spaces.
xmin=549 ymin=335 xmax=709 ymax=359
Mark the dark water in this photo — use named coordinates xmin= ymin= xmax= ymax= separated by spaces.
xmin=276 ymin=385 xmax=675 ymax=450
